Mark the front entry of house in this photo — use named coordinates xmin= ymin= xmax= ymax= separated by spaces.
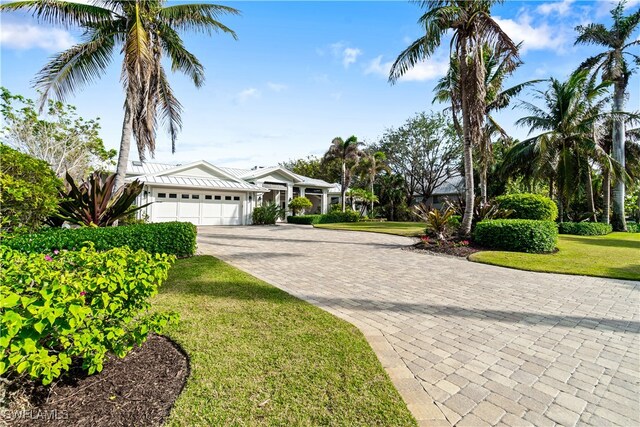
xmin=153 ymin=190 xmax=244 ymax=225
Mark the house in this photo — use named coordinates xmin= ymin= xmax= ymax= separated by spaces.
xmin=125 ymin=160 xmax=340 ymax=225
xmin=412 ymin=176 xmax=465 ymax=209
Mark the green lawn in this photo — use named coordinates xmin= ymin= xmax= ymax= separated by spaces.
xmin=314 ymin=221 xmax=425 ymax=237
xmin=152 ymin=256 xmax=416 ymax=426
xmin=470 ymin=232 xmax=640 ymax=281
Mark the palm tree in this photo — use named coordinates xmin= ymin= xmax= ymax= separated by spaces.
xmin=1 ymin=0 xmax=239 ymax=189
xmin=575 ymin=1 xmax=640 ymax=230
xmin=323 ymin=136 xmax=362 ymax=212
xmin=358 ymin=150 xmax=389 ymax=214
xmin=433 ymin=45 xmax=539 ymax=203
xmin=390 ymin=0 xmax=519 ymax=235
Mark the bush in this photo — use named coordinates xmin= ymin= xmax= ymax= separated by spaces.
xmin=0 ymin=144 xmax=62 ymax=233
xmin=0 ymin=245 xmax=177 ymax=385
xmin=3 ymin=222 xmax=197 ymax=257
xmin=287 ymin=215 xmax=322 ymax=225
xmin=495 ymin=193 xmax=558 ymax=221
xmin=558 ymin=222 xmax=612 ymax=236
xmin=288 ymin=196 xmax=313 ymax=216
xmin=628 ymin=221 xmax=640 ymax=233
xmin=473 ymin=219 xmax=558 ymax=253
xmin=252 ymin=203 xmax=283 ymax=225
xmin=315 ymin=210 xmax=361 ymax=224
xmin=449 ymin=215 xmax=462 ymax=230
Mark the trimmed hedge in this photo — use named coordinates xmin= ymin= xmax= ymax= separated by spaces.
xmin=495 ymin=193 xmax=558 ymax=221
xmin=558 ymin=222 xmax=612 ymax=236
xmin=473 ymin=219 xmax=558 ymax=253
xmin=287 ymin=215 xmax=322 ymax=225
xmin=316 ymin=210 xmax=361 ymax=224
xmin=3 ymin=222 xmax=197 ymax=257
xmin=628 ymin=221 xmax=640 ymax=233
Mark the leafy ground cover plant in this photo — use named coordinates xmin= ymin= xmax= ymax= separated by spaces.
xmin=0 ymin=245 xmax=177 ymax=385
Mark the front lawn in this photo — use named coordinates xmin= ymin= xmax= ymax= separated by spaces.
xmin=470 ymin=232 xmax=640 ymax=281
xmin=152 ymin=256 xmax=416 ymax=426
xmin=314 ymin=221 xmax=424 ymax=237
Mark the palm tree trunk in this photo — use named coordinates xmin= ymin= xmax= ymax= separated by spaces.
xmin=548 ymin=177 xmax=554 ymax=199
xmin=114 ymin=103 xmax=133 ymax=191
xmin=480 ymin=164 xmax=488 ymax=204
xmin=585 ymin=167 xmax=596 ymax=222
xmin=611 ymin=81 xmax=627 ymax=231
xmin=370 ymin=179 xmax=375 ymax=216
xmin=603 ymin=171 xmax=610 ymax=224
xmin=341 ymin=161 xmax=346 ymax=212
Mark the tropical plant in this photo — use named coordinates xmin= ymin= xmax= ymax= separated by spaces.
xmin=433 ymin=46 xmax=540 ymax=203
xmin=0 ymin=0 xmax=239 ymax=190
xmin=323 ymin=136 xmax=362 ymax=212
xmin=390 ymin=0 xmax=519 ymax=235
xmin=252 ymin=203 xmax=283 ymax=225
xmin=374 ymin=172 xmax=408 ymax=221
xmin=0 ymin=144 xmax=63 ymax=233
xmin=288 ymin=196 xmax=313 ymax=216
xmin=280 ymin=155 xmax=342 ymax=184
xmin=575 ymin=1 xmax=640 ymax=230
xmin=413 ymin=203 xmax=455 ymax=240
xmin=57 ymin=172 xmax=149 ymax=227
xmin=357 ymin=150 xmax=389 ymax=214
xmin=346 ymin=188 xmax=379 ymax=216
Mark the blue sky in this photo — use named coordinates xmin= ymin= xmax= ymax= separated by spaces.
xmin=1 ymin=0 xmax=639 ymax=168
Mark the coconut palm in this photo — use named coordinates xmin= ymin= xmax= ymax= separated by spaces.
xmin=323 ymin=136 xmax=362 ymax=212
xmin=575 ymin=1 xmax=640 ymax=230
xmin=390 ymin=0 xmax=519 ymax=235
xmin=433 ymin=45 xmax=539 ymax=203
xmin=0 ymin=0 xmax=239 ymax=189
xmin=357 ymin=150 xmax=389 ymax=214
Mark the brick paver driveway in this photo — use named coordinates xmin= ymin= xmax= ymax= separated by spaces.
xmin=198 ymin=225 xmax=639 ymax=427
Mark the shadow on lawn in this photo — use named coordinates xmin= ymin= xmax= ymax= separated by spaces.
xmin=561 ymin=235 xmax=640 ymax=250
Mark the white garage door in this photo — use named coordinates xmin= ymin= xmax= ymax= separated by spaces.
xmin=153 ymin=190 xmax=244 ymax=225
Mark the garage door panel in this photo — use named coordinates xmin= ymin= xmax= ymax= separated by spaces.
xmin=153 ymin=190 xmax=242 ymax=225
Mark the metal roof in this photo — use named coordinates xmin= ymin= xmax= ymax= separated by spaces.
xmin=127 ymin=175 xmax=268 ymax=192
xmin=126 ymin=161 xmax=175 ymax=176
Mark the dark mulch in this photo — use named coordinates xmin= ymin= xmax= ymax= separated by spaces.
xmin=408 ymin=238 xmax=483 ymax=258
xmin=9 ymin=335 xmax=189 ymax=427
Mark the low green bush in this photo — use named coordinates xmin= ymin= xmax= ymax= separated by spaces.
xmin=287 ymin=215 xmax=322 ymax=225
xmin=449 ymin=214 xmax=462 ymax=230
xmin=0 ymin=245 xmax=177 ymax=385
xmin=3 ymin=222 xmax=196 ymax=257
xmin=558 ymin=222 xmax=612 ymax=236
xmin=252 ymin=203 xmax=283 ymax=225
xmin=315 ymin=210 xmax=361 ymax=224
xmin=628 ymin=221 xmax=640 ymax=233
xmin=473 ymin=219 xmax=558 ymax=253
xmin=495 ymin=193 xmax=558 ymax=221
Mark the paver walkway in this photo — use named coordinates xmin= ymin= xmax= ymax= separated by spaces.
xmin=197 ymin=225 xmax=640 ymax=427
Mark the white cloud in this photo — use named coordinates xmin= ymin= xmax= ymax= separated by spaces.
xmin=267 ymin=82 xmax=287 ymax=92
xmin=0 ymin=23 xmax=75 ymax=51
xmin=235 ymin=88 xmax=260 ymax=104
xmin=330 ymin=42 xmax=363 ymax=68
xmin=365 ymin=55 xmax=448 ymax=82
xmin=596 ymin=0 xmax=640 ymax=16
xmin=536 ymin=0 xmax=575 ymax=16
xmin=494 ymin=14 xmax=566 ymax=53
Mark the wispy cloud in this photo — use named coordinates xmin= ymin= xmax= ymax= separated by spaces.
xmin=235 ymin=88 xmax=260 ymax=104
xmin=0 ymin=23 xmax=76 ymax=51
xmin=536 ymin=0 xmax=575 ymax=16
xmin=365 ymin=55 xmax=448 ymax=82
xmin=330 ymin=42 xmax=363 ymax=68
xmin=267 ymin=82 xmax=287 ymax=92
xmin=494 ymin=14 xmax=566 ymax=53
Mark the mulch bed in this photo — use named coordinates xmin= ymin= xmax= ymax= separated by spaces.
xmin=407 ymin=238 xmax=483 ymax=258
xmin=7 ymin=335 xmax=189 ymax=427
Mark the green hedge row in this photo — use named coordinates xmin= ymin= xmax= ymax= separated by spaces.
xmin=495 ymin=193 xmax=558 ymax=221
xmin=558 ymin=222 xmax=612 ymax=236
xmin=473 ymin=219 xmax=558 ymax=253
xmin=3 ymin=222 xmax=197 ymax=257
xmin=628 ymin=221 xmax=640 ymax=233
xmin=287 ymin=215 xmax=322 ymax=225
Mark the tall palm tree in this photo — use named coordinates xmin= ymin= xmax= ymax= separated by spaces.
xmin=575 ymin=1 xmax=640 ymax=230
xmin=358 ymin=150 xmax=389 ymax=214
xmin=433 ymin=45 xmax=539 ymax=203
xmin=323 ymin=136 xmax=362 ymax=212
xmin=505 ymin=70 xmax=617 ymax=220
xmin=1 ymin=0 xmax=239 ymax=189
xmin=390 ymin=0 xmax=519 ymax=235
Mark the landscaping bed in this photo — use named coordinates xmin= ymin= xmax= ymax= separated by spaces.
xmin=7 ymin=335 xmax=188 ymax=427
xmin=409 ymin=237 xmax=481 ymax=258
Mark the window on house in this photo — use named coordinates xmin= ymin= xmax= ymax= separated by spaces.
xmin=192 ymin=194 xmax=200 ymax=199
xmin=157 ymin=193 xmax=166 ymax=198
xmin=181 ymin=194 xmax=189 ymax=199
xmin=205 ymin=195 xmax=212 ymax=200
xmin=214 ymin=195 xmax=221 ymax=200
xmin=233 ymin=196 xmax=240 ymax=201
xmin=225 ymin=196 xmax=232 ymax=201
xmin=169 ymin=193 xmax=177 ymax=199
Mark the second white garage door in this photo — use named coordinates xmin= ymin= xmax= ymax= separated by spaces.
xmin=153 ymin=190 xmax=244 ymax=225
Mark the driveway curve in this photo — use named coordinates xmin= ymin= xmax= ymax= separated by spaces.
xmin=197 ymin=224 xmax=639 ymax=427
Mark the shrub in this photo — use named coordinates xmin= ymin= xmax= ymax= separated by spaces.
xmin=0 ymin=245 xmax=177 ymax=385
xmin=628 ymin=221 xmax=640 ymax=233
xmin=495 ymin=193 xmax=558 ymax=221
xmin=0 ymin=144 xmax=62 ymax=233
xmin=287 ymin=215 xmax=322 ymax=225
xmin=252 ymin=203 xmax=283 ymax=225
xmin=558 ymin=222 xmax=612 ymax=236
xmin=2 ymin=222 xmax=197 ymax=257
xmin=473 ymin=219 xmax=558 ymax=253
xmin=288 ymin=196 xmax=313 ymax=216
xmin=413 ymin=203 xmax=454 ymax=240
xmin=315 ymin=209 xmax=361 ymax=224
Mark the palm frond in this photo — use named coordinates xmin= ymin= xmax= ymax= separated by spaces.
xmin=0 ymin=0 xmax=115 ymax=27
xmin=159 ymin=3 xmax=239 ymax=39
